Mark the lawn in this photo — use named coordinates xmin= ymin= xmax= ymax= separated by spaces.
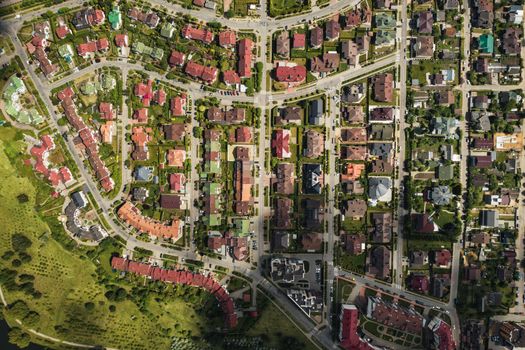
xmin=246 ymin=293 xmax=318 ymax=350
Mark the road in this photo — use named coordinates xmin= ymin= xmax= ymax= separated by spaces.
xmin=392 ymin=0 xmax=409 ymax=290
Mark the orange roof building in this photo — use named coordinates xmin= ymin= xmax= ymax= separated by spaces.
xmin=167 ymin=149 xmax=186 ymax=167
xmin=341 ymin=163 xmax=365 ymax=182
xmin=118 ymin=201 xmax=181 ymax=240
xmin=100 ymin=121 xmax=114 ymax=144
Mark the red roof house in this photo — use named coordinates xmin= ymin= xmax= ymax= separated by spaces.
xmin=272 ymin=129 xmax=291 ymax=159
xmin=219 ymin=30 xmax=236 ymax=47
xmin=223 ymin=70 xmax=241 ymax=85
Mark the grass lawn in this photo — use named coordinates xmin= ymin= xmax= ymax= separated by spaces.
xmin=336 ymin=278 xmax=355 ymax=304
xmin=434 ymin=210 xmax=456 ymax=229
xmin=246 ymin=294 xmax=318 ymax=350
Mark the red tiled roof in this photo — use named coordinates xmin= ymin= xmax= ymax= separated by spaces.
xmin=219 ymin=30 xmax=236 ymax=47
xmin=115 ymin=34 xmax=128 ymax=47
xmin=275 ymin=65 xmax=307 ymax=82
xmin=169 ymin=50 xmax=185 ymax=66
xmin=293 ymin=33 xmax=306 ymax=48
xmin=55 ymin=25 xmax=70 ymax=39
xmin=223 ymin=70 xmax=241 ymax=85
xmin=238 ymin=38 xmax=253 ymax=78
xmin=182 ymin=24 xmax=214 ymax=44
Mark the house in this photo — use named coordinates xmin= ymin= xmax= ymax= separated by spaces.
xmin=339 ymin=304 xmax=375 ymax=350
xmin=502 ymin=28 xmax=522 ymax=55
xmin=303 ymin=199 xmax=323 ymax=230
xmin=369 ymin=124 xmax=393 ymax=140
xmin=118 ymin=202 xmax=181 ymax=240
xmin=274 ymin=65 xmax=307 ymax=84
xmin=160 ymin=194 xmax=182 ymax=209
xmin=370 ymin=212 xmax=391 ymax=243
xmin=375 ymin=12 xmax=396 ymax=29
xmin=479 ymin=209 xmax=498 ymax=227
xmin=342 ymin=234 xmax=364 ymax=255
xmin=106 ymin=5 xmax=122 ymax=29
xmin=309 ymin=98 xmax=324 ymax=125
xmin=275 ymin=31 xmax=290 ymax=58
xmin=343 ymin=199 xmax=367 ymax=220
xmin=342 ymin=83 xmax=365 ymax=104
xmin=185 ymin=61 xmax=218 ymax=83
xmin=164 ymin=124 xmax=186 ymax=142
xmin=276 ymin=106 xmax=303 ymax=125
xmin=310 ymin=26 xmax=324 ymax=48
xmin=367 ymin=246 xmax=391 ymax=280
xmin=238 ymin=38 xmax=253 ymax=78
xmin=417 ymin=11 xmax=433 ymax=33
xmin=134 ymin=166 xmax=153 ymax=181
xmin=341 ymin=163 xmax=365 ymax=182
xmin=131 ymin=127 xmax=150 ymax=161
xmin=325 ymin=19 xmax=340 ymax=40
xmin=223 ymin=70 xmax=241 ymax=85
xmin=167 ymin=149 xmax=186 ymax=167
xmin=219 ymin=30 xmax=236 ymax=48
xmin=310 ymin=53 xmax=340 ymax=74
xmin=114 ymin=34 xmax=129 ymax=48
xmin=302 ymin=233 xmax=322 ymax=251
xmin=478 ymin=33 xmax=494 ymax=54
xmin=410 ymin=274 xmax=430 ymax=293
xmin=72 ymin=8 xmax=105 ymax=29
xmin=273 ymin=197 xmax=293 ymax=229
xmin=170 ymin=95 xmax=187 ymax=116
xmin=76 ymin=38 xmax=110 ymax=57
xmin=304 ymin=129 xmax=324 ymax=158
xmin=100 ymin=121 xmax=114 ymax=143
xmin=303 ymin=163 xmax=323 ymax=194
xmin=430 ymin=186 xmax=453 ymax=205
xmin=436 ymin=91 xmax=455 ymax=106
xmin=430 ymin=117 xmax=459 ymax=138
xmin=368 ymin=177 xmax=392 ymax=204
xmin=341 ymin=106 xmax=365 ymax=124
xmin=274 ymin=163 xmax=295 ymax=194
xmin=356 ymin=34 xmax=371 ymax=52
xmin=55 ymin=23 xmax=71 ymax=39
xmin=374 ymin=30 xmax=396 ymax=47
xmin=463 ymin=265 xmax=481 ymax=282
xmin=370 ymin=159 xmax=393 ymax=173
xmin=369 ymin=107 xmax=394 ymax=122
xmin=341 ymin=40 xmax=358 ymax=66
xmin=207 ymin=107 xmax=246 ymax=124
xmin=414 ymin=36 xmax=434 ymax=58
xmin=182 ymin=24 xmax=214 ymax=44
xmin=169 ymin=50 xmax=186 ymax=66
xmin=127 ymin=8 xmax=160 ymax=28
xmin=433 ymin=249 xmax=452 ymax=267
xmin=169 ymin=173 xmax=185 ymax=193
xmin=132 ymin=187 xmax=148 ymax=202
xmin=98 ymin=102 xmax=114 ymax=120
xmin=507 ymin=5 xmax=524 ymax=25
xmin=341 ymin=145 xmax=367 ymax=161
xmin=372 ymin=73 xmax=393 ymax=102
xmin=413 ymin=213 xmax=437 ymax=233
xmin=272 ymin=129 xmax=291 ymax=158
xmin=411 ymin=251 xmax=428 ymax=267
xmin=473 ymin=0 xmax=493 ymax=28
xmin=293 ymin=33 xmax=306 ymax=49
xmin=272 ymin=231 xmax=291 ymax=251
xmin=341 ymin=127 xmax=367 ymax=143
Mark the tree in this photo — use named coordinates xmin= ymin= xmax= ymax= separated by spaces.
xmin=8 ymin=327 xmax=31 ymax=348
xmin=84 ymin=302 xmax=95 ymax=310
xmin=11 ymin=233 xmax=32 ymax=252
